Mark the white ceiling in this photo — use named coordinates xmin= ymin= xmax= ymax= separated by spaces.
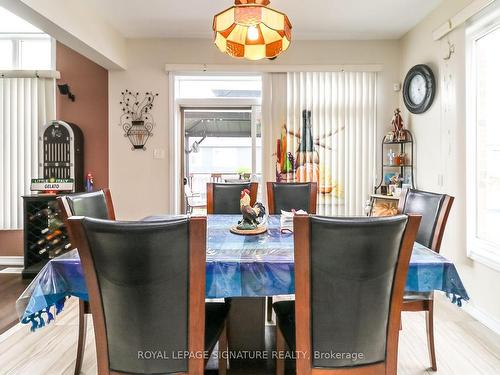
xmin=85 ymin=0 xmax=442 ymax=40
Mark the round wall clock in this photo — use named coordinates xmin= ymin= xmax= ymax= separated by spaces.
xmin=402 ymin=64 xmax=436 ymax=114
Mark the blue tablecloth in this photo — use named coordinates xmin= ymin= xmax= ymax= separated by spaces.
xmin=17 ymin=215 xmax=469 ymax=331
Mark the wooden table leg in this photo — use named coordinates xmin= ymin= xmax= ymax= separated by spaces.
xmin=74 ymin=300 xmax=89 ymax=375
xmin=228 ymin=297 xmax=266 ymax=352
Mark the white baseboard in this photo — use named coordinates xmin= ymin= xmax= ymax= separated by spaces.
xmin=0 ymin=256 xmax=23 ymax=266
xmin=463 ymin=303 xmax=500 ymax=336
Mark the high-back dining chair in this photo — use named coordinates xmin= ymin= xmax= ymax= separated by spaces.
xmin=265 ymin=182 xmax=318 ymax=321
xmin=67 ymin=216 xmax=229 ymax=375
xmin=206 ymin=182 xmax=258 ymax=214
xmin=266 ymin=182 xmax=317 ymax=214
xmin=273 ymin=214 xmax=421 ymax=375
xmin=58 ymin=189 xmax=116 ymax=375
xmin=398 ymin=188 xmax=454 ymax=371
xmin=59 ymin=189 xmax=116 ymax=223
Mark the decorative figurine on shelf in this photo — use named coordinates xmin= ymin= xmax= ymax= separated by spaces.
xmin=230 ymin=189 xmax=267 ymax=235
xmin=85 ymin=173 xmax=94 ymax=192
xmin=387 ymin=149 xmax=396 ymax=165
xmin=385 ymin=131 xmax=394 ymax=143
xmin=396 ymin=152 xmax=406 ymax=165
xmin=391 ymin=108 xmax=407 ymax=142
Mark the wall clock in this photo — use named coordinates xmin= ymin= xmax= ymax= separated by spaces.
xmin=402 ymin=64 xmax=436 ymax=114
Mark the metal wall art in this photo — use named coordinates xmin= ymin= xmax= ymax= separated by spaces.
xmin=119 ymin=90 xmax=158 ymax=150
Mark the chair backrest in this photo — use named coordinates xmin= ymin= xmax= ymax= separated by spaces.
xmin=206 ymin=182 xmax=258 ymax=214
xmin=266 ymin=182 xmax=317 ymax=214
xmin=293 ymin=214 xmax=420 ymax=374
xmin=67 ymin=216 xmax=206 ymax=375
xmin=398 ymin=188 xmax=454 ymax=251
xmin=58 ymin=189 xmax=115 ymax=221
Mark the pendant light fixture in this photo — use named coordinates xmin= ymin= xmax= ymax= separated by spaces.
xmin=213 ymin=0 xmax=292 ymax=60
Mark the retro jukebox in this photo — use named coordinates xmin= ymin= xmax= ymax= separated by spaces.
xmin=22 ymin=121 xmax=84 ymax=278
xmin=38 ymin=120 xmax=84 ymax=192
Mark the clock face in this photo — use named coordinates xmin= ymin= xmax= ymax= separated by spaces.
xmin=403 ymin=64 xmax=436 ymax=114
xmin=409 ymin=74 xmax=426 ymax=105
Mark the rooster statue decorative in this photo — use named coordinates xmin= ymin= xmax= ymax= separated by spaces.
xmin=230 ymin=189 xmax=267 ymax=235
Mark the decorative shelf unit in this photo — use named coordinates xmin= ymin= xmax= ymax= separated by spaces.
xmin=22 ymin=194 xmax=71 ymax=279
xmin=375 ymin=129 xmax=415 ymax=193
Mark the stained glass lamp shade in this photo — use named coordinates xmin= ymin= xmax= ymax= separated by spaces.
xmin=213 ymin=0 xmax=292 ymax=60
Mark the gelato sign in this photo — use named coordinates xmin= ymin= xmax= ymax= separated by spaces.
xmin=31 ymin=178 xmax=74 ymax=192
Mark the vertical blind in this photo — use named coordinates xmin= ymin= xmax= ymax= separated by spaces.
xmin=0 ymin=77 xmax=55 ymax=229
xmin=274 ymin=72 xmax=377 ymax=216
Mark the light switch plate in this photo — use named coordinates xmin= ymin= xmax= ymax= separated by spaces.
xmin=153 ymin=148 xmax=165 ymax=159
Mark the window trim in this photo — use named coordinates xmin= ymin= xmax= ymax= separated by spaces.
xmin=466 ymin=7 xmax=500 ymax=271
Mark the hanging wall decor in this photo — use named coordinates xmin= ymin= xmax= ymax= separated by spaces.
xmin=119 ymin=90 xmax=158 ymax=150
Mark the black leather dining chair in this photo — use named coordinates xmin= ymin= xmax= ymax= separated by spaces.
xmin=398 ymin=188 xmax=454 ymax=371
xmin=266 ymin=182 xmax=318 ymax=214
xmin=58 ymin=189 xmax=115 ymax=375
xmin=206 ymin=182 xmax=258 ymax=214
xmin=265 ymin=182 xmax=318 ymax=321
xmin=273 ymin=214 xmax=421 ymax=375
xmin=67 ymin=216 xmax=229 ymax=375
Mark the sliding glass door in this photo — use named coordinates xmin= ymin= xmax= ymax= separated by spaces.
xmin=181 ymin=105 xmax=261 ymax=214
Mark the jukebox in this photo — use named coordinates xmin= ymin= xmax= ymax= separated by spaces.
xmin=38 ymin=120 xmax=84 ymax=192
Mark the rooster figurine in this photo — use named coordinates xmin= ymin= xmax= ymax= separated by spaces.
xmin=237 ymin=189 xmax=266 ymax=230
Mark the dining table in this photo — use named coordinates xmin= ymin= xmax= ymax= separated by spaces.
xmin=16 ymin=214 xmax=469 ymax=351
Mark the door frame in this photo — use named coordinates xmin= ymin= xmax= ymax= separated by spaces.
xmin=168 ymin=74 xmax=261 ymax=213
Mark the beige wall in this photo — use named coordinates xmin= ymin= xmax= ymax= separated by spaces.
xmin=109 ymin=38 xmax=401 ymax=219
xmin=400 ymin=0 xmax=500 ymax=325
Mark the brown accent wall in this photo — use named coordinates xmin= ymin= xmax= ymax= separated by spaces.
xmin=56 ymin=41 xmax=109 ymax=189
xmin=0 ymin=230 xmax=23 ymax=257
xmin=0 ymin=42 xmax=109 ymax=257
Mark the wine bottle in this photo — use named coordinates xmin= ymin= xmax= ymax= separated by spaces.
xmin=30 ymin=238 xmax=47 ymax=251
xmin=29 ymin=208 xmax=49 ymax=221
xmin=45 ymin=229 xmax=63 ymax=241
xmin=295 ymin=110 xmax=320 ymax=183
xmin=295 ymin=110 xmax=319 ymax=167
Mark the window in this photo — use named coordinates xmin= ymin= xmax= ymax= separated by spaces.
xmin=0 ymin=7 xmax=55 ymax=229
xmin=176 ymin=75 xmax=261 ymax=99
xmin=467 ymin=9 xmax=500 ymax=270
xmin=0 ymin=7 xmax=53 ymax=70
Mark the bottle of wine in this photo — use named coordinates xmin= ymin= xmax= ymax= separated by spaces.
xmin=30 ymin=238 xmax=47 ymax=251
xmin=45 ymin=229 xmax=63 ymax=241
xmin=29 ymin=208 xmax=49 ymax=221
xmin=295 ymin=110 xmax=319 ymax=167
xmin=295 ymin=110 xmax=320 ymax=182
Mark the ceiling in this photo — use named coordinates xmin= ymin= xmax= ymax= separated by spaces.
xmin=85 ymin=0 xmax=443 ymax=40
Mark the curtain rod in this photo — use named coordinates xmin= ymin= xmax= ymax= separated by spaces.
xmin=165 ymin=64 xmax=383 ymax=73
xmin=433 ymin=0 xmax=495 ymax=40
xmin=0 ymin=70 xmax=61 ymax=79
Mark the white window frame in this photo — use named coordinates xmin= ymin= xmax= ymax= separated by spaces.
xmin=0 ymin=33 xmax=55 ymax=70
xmin=466 ymin=6 xmax=500 ymax=271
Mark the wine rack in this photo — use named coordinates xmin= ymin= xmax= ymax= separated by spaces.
xmin=22 ymin=195 xmax=71 ymax=279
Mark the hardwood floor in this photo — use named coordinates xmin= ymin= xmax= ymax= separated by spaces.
xmin=0 ymin=274 xmax=30 ymax=335
xmin=0 ymin=294 xmax=500 ymax=374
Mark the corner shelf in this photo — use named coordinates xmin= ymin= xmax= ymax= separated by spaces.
xmin=375 ymin=129 xmax=415 ymax=193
